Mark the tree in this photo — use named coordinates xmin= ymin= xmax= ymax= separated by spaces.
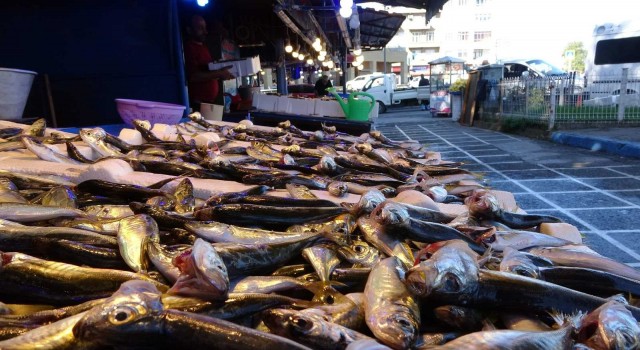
xmin=562 ymin=41 xmax=586 ymax=73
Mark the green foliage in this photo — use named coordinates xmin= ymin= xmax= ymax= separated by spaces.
xmin=449 ymin=79 xmax=468 ymax=92
xmin=562 ymin=41 xmax=587 ymax=73
xmin=499 ymin=117 xmax=542 ymax=133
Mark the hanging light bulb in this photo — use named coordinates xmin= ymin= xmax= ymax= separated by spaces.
xmin=313 ymin=42 xmax=322 ymax=52
xmin=320 ymin=50 xmax=327 ymax=57
xmin=339 ymin=7 xmax=352 ymax=18
xmin=285 ymin=43 xmax=293 ymax=53
xmin=327 ymin=61 xmax=334 ymax=69
xmin=340 ymin=0 xmax=353 ymax=7
xmin=306 ymin=58 xmax=313 ymax=65
xmin=299 ymin=54 xmax=305 ymax=61
xmin=357 ymin=64 xmax=364 ymax=70
xmin=197 ymin=0 xmax=209 ymax=6
xmin=353 ymin=47 xmax=362 ymax=56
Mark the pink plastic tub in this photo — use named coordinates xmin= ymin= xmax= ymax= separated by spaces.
xmin=115 ymin=98 xmax=185 ymax=127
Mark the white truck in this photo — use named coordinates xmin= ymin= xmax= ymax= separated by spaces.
xmin=360 ymin=73 xmax=431 ymax=113
xmin=583 ymin=20 xmax=640 ymax=105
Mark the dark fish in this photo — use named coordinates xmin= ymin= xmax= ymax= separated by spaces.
xmin=76 ymin=179 xmax=170 ymax=202
xmin=204 ymin=185 xmax=271 ymax=206
xmin=433 ymin=305 xmax=485 ymax=331
xmin=465 ymin=190 xmax=562 ymax=228
xmin=0 ymin=252 xmax=168 ymax=306
xmin=132 ymin=119 xmax=163 ymax=142
xmin=194 ymin=204 xmax=347 ymax=229
xmin=129 ymin=202 xmax=190 ymax=229
xmin=538 ymin=266 xmax=640 ymax=299
xmin=286 ymin=184 xmax=319 ymax=199
xmin=65 ymin=141 xmax=95 ymax=163
xmin=576 ymin=300 xmax=640 ymax=350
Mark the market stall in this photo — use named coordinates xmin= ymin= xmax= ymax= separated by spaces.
xmin=428 ymin=56 xmax=467 ymax=117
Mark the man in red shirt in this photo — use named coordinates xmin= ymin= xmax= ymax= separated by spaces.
xmin=184 ymin=15 xmax=235 ymax=108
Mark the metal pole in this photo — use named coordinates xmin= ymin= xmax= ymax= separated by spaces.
xmin=342 ymin=44 xmax=348 ymax=94
xmin=618 ymin=68 xmax=628 ymax=122
xmin=383 ymin=47 xmax=387 ymax=74
xmin=276 ymin=38 xmax=288 ymax=95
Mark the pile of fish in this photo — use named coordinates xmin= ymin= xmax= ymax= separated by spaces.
xmin=0 ymin=116 xmax=638 ymax=349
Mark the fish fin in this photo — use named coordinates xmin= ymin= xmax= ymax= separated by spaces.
xmin=605 ymin=294 xmax=629 ymax=305
xmin=548 ymin=310 xmax=584 ymax=330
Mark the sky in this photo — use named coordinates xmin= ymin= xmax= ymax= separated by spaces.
xmin=363 ymin=0 xmax=636 ymax=66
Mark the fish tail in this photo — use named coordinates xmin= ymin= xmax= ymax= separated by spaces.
xmin=548 ymin=309 xmax=584 ymax=330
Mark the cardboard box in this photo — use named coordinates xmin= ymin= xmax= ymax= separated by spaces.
xmin=208 ymin=56 xmax=261 ymax=77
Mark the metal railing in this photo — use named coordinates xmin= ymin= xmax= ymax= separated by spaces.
xmin=476 ymin=69 xmax=640 ymax=130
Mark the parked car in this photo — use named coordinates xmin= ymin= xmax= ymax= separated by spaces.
xmin=500 ymin=59 xmax=567 ymax=78
xmin=346 ymin=74 xmax=375 ymax=91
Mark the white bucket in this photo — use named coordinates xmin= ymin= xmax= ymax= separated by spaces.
xmin=0 ymin=68 xmax=37 ymax=120
xmin=200 ymin=103 xmax=224 ymax=121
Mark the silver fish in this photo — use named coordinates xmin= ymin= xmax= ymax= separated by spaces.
xmin=0 ymin=203 xmax=87 ymax=222
xmin=174 ymin=178 xmax=195 ymax=214
xmin=79 ymin=127 xmax=125 ymax=157
xmin=286 ymin=183 xmax=318 ymax=199
xmin=40 ymin=186 xmax=77 ymax=208
xmin=364 ymin=257 xmax=420 ymax=350
xmin=83 ymin=205 xmax=134 ymax=219
xmin=21 ymin=137 xmax=82 ymax=164
xmin=117 ymin=214 xmax=159 ymax=273
xmin=186 ymin=221 xmax=316 ymax=245
xmin=167 ymin=238 xmax=230 ymax=302
xmin=302 ymin=244 xmax=341 ymax=283
xmin=576 ymin=299 xmax=640 ymax=349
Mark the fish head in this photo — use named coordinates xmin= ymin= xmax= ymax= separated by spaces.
xmin=327 ymin=181 xmax=348 ymax=197
xmin=465 ymin=189 xmax=500 ymax=219
xmin=579 ymin=300 xmax=640 ymax=350
xmin=26 ymin=118 xmax=47 ymax=137
xmin=73 ymin=280 xmax=164 ymax=343
xmin=262 ymin=308 xmax=299 ymax=336
xmin=0 ymin=178 xmax=18 ymax=192
xmin=278 ymin=120 xmax=291 ymax=129
xmin=132 ymin=120 xmax=151 ymax=130
xmin=355 ymin=142 xmax=373 ymax=154
xmin=338 ymin=240 xmax=380 ymax=267
xmin=319 ymin=155 xmax=338 ymax=172
xmin=406 ymin=249 xmax=479 ymax=297
xmin=79 ymin=128 xmax=107 ymax=144
xmin=282 ymin=144 xmax=301 ymax=154
xmin=356 ymin=190 xmax=386 ymax=215
xmin=167 ymin=238 xmax=229 ymax=302
xmin=370 ymin=311 xmax=419 ymax=349
xmin=373 ymin=201 xmax=410 ymax=226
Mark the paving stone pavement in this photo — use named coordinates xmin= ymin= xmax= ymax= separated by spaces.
xmin=374 ymin=107 xmax=640 ymax=268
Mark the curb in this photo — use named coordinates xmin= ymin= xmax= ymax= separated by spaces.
xmin=550 ymin=131 xmax=640 ymax=159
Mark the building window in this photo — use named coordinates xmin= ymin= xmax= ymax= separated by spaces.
xmin=473 ymin=49 xmax=484 ymax=59
xmin=475 ymin=13 xmax=491 ymax=21
xmin=474 ymin=31 xmax=491 ymax=42
xmin=457 ymin=32 xmax=468 ymax=41
xmin=445 ymin=32 xmax=454 ymax=41
xmin=457 ymin=51 xmax=468 ymax=58
xmin=458 ymin=0 xmax=468 ymax=5
xmin=476 ymin=0 xmax=487 ymax=5
xmin=411 ymin=30 xmax=426 ymax=42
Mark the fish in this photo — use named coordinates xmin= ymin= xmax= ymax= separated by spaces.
xmin=39 ymin=186 xmax=77 ymax=208
xmin=147 ymin=241 xmax=188 ymax=283
xmin=0 ymin=252 xmax=168 ymax=306
xmin=214 ymin=234 xmax=321 ymax=278
xmin=174 ymin=178 xmax=195 ymax=213
xmin=76 ymin=179 xmax=170 ymax=202
xmin=0 ymin=311 xmax=88 ymax=349
xmin=328 ymin=181 xmax=350 ymax=197
xmin=132 ymin=119 xmax=163 ymax=142
xmin=342 ymin=189 xmax=386 ymax=216
xmin=74 ymin=282 xmax=311 ymax=349
xmin=488 ymin=230 xmax=573 ymax=251
xmin=79 ymin=128 xmax=125 ymax=157
xmin=528 ymin=246 xmax=640 ymax=282
xmin=465 ymin=190 xmax=562 ymax=229
xmin=82 ymin=204 xmax=134 ymax=219
xmin=117 ymin=214 xmax=159 ymax=273
xmin=357 ymin=216 xmax=415 ymax=269
xmin=576 ymin=299 xmax=640 ymax=349
xmin=167 ymin=238 xmax=229 ymax=302
xmin=433 ymin=305 xmax=485 ymax=331
xmin=264 ymin=309 xmax=373 ymax=350
xmin=204 ymin=185 xmax=271 ymax=206
xmin=364 ymin=257 xmax=420 ymax=350
xmin=0 ymin=203 xmax=87 ymax=222
xmin=538 ymin=266 xmax=640 ymax=299
xmin=185 ymin=221 xmax=317 ymax=245
xmin=302 ymin=244 xmax=341 ymax=283
xmin=286 ymin=183 xmax=319 ymax=199
xmin=499 ymin=247 xmax=554 ymax=279
xmin=337 ymin=240 xmax=381 ymax=268
xmin=20 ymin=136 xmax=82 ymax=165
xmin=194 ymin=204 xmax=347 ymax=230
xmin=429 ymin=317 xmax=578 ymax=349
xmin=406 ymin=247 xmax=640 ymax=319
xmin=371 ymin=200 xmax=456 ymax=225
xmin=0 ymin=170 xmax=75 ymax=190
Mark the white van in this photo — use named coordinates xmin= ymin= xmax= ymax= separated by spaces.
xmin=584 ymin=20 xmax=640 ymax=100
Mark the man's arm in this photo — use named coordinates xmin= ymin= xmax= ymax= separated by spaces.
xmin=188 ymin=68 xmax=235 ymax=83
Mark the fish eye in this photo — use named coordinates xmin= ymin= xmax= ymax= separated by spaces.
xmin=291 ymin=317 xmax=313 ymax=332
xmin=440 ymin=273 xmax=461 ymax=293
xmin=108 ymin=305 xmax=138 ymax=325
xmin=354 ymin=245 xmax=365 ymax=253
xmin=324 ymin=295 xmax=335 ymax=305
